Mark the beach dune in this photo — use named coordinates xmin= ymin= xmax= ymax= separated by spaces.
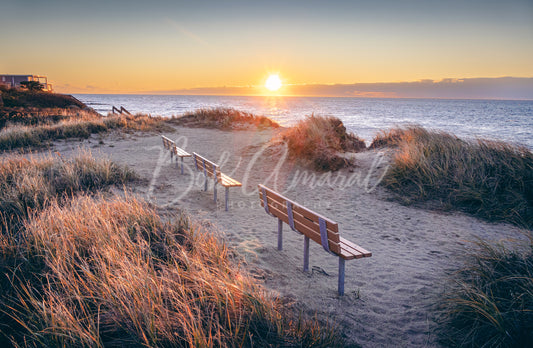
xmin=51 ymin=125 xmax=526 ymax=347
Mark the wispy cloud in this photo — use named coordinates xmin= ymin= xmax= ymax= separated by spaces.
xmin=54 ymin=83 xmax=118 ymax=94
xmin=165 ymin=18 xmax=209 ymax=46
xmin=146 ymin=77 xmax=533 ymax=100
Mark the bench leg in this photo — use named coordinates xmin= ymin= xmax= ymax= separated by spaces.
xmin=180 ymin=157 xmax=184 ymax=174
xmin=204 ymin=174 xmax=207 ymax=191
xmin=277 ymin=218 xmax=283 ymax=250
xmin=225 ymin=187 xmax=229 ymax=211
xmin=303 ymin=236 xmax=310 ymax=272
xmin=338 ymin=257 xmax=345 ymax=296
xmin=213 ymin=180 xmax=217 ymax=203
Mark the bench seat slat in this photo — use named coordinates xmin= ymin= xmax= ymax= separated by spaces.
xmin=220 ymin=173 xmax=242 ymax=187
xmin=340 ymin=237 xmax=372 ymax=258
xmin=339 ymin=240 xmax=365 ymax=260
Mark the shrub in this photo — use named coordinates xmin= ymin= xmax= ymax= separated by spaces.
xmin=279 ymin=115 xmax=366 ymax=171
xmin=19 ymin=81 xmax=44 ymax=92
xmin=0 ymin=88 xmax=86 ymax=109
xmin=377 ymin=126 xmax=533 ymax=228
xmin=171 ymin=107 xmax=280 ymax=129
xmin=0 ymin=194 xmax=345 ymax=347
xmin=437 ymin=236 xmax=533 ymax=347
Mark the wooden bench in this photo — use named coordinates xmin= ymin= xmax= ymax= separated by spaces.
xmin=161 ymin=135 xmax=191 ymax=174
xmin=258 ymin=184 xmax=372 ymax=295
xmin=192 ymin=152 xmax=242 ymax=211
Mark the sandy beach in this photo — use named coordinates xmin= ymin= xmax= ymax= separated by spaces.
xmin=50 ymin=125 xmax=527 ymax=347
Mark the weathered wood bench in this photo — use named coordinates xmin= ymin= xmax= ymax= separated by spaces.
xmin=192 ymin=152 xmax=242 ymax=211
xmin=258 ymin=184 xmax=372 ymax=295
xmin=161 ymin=135 xmax=191 ymax=174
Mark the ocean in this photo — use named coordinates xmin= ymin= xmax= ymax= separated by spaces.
xmin=74 ymin=94 xmax=533 ymax=149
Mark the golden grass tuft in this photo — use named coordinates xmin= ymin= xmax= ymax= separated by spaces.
xmin=374 ymin=126 xmax=533 ymax=228
xmin=0 ymin=194 xmax=345 ymax=347
xmin=170 ymin=107 xmax=280 ymax=129
xmin=437 ymin=236 xmax=533 ymax=347
xmin=278 ymin=115 xmax=366 ymax=171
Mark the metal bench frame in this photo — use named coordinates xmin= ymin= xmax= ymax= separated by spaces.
xmin=161 ymin=135 xmax=191 ymax=174
xmin=258 ymin=184 xmax=371 ymax=295
xmin=193 ymin=152 xmax=242 ymax=211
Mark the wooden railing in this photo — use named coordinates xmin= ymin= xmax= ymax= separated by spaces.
xmin=111 ymin=106 xmax=132 ymax=115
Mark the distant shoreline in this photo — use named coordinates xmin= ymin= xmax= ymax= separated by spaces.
xmin=74 ymin=94 xmax=533 ymax=150
xmin=72 ymin=92 xmax=533 ymax=102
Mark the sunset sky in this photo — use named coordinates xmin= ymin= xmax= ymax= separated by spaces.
xmin=1 ymin=0 xmax=532 ymax=97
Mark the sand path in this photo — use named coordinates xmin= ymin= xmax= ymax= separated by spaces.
xmin=52 ymin=125 xmax=526 ymax=347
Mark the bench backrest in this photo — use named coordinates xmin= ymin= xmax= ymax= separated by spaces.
xmin=161 ymin=135 xmax=174 ymax=150
xmin=192 ymin=152 xmax=222 ymax=181
xmin=171 ymin=144 xmax=190 ymax=157
xmin=258 ymin=184 xmax=341 ymax=255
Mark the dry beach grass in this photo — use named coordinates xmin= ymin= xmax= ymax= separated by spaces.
xmin=1 ymin=194 xmax=344 ymax=347
xmin=371 ymin=126 xmax=533 ymax=228
xmin=1 ymin=92 xmax=532 ymax=347
xmin=277 ymin=115 xmax=366 ymax=171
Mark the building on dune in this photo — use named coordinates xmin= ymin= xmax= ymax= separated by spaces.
xmin=0 ymin=74 xmax=53 ymax=92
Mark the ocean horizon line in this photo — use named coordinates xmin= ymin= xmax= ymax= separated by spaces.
xmin=73 ymin=93 xmax=533 ymax=102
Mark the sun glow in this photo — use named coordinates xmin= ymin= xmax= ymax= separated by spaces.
xmin=265 ymin=74 xmax=282 ymax=91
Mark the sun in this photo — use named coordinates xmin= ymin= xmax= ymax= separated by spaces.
xmin=265 ymin=74 xmax=282 ymax=91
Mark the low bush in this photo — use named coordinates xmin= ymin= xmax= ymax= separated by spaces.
xmin=171 ymin=107 xmax=280 ymax=129
xmin=437 ymin=236 xmax=533 ymax=347
xmin=376 ymin=126 xmax=533 ymax=227
xmin=279 ymin=115 xmax=366 ymax=171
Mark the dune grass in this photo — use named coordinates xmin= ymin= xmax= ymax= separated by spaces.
xmin=0 ymin=194 xmax=345 ymax=347
xmin=372 ymin=126 xmax=533 ymax=228
xmin=170 ymin=107 xmax=280 ymax=129
xmin=0 ymin=149 xmax=136 ymax=234
xmin=437 ymin=236 xmax=533 ymax=347
xmin=0 ymin=113 xmax=169 ymax=151
xmin=279 ymin=115 xmax=366 ymax=171
xmin=0 ymin=107 xmax=99 ymax=129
